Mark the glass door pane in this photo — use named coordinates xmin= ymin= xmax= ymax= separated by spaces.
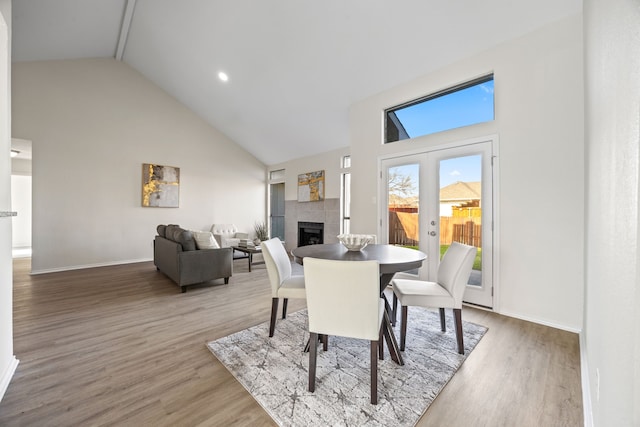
xmin=387 ymin=163 xmax=419 ymax=248
xmin=427 ymin=141 xmax=493 ymax=308
xmin=438 ymin=155 xmax=482 ymax=288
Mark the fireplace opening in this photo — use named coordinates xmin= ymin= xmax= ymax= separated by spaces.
xmin=298 ymin=222 xmax=324 ymax=246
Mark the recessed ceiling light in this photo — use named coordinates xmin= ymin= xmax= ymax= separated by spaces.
xmin=218 ymin=71 xmax=229 ymax=82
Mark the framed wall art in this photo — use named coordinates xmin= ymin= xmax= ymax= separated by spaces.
xmin=142 ymin=163 xmax=180 ymax=208
xmin=297 ymin=170 xmax=324 ymax=202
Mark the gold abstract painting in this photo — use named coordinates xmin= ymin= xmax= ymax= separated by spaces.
xmin=298 ymin=170 xmax=324 ymax=202
xmin=142 ymin=163 xmax=180 ymax=207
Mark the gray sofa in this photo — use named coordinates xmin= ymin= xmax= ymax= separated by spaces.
xmin=154 ymin=224 xmax=233 ymax=293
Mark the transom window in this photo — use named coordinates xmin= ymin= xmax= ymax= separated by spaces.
xmin=385 ymin=75 xmax=494 ymax=143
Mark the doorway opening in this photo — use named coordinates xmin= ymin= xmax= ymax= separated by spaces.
xmin=11 ymin=138 xmax=32 ymax=259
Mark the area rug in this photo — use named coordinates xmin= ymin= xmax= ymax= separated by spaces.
xmin=207 ymin=308 xmax=487 ymax=427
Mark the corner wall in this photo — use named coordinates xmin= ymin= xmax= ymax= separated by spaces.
xmin=0 ymin=0 xmax=17 ymax=402
xmin=269 ymin=147 xmax=349 ymax=253
xmin=350 ymin=14 xmax=584 ymax=330
xmin=12 ymin=59 xmax=267 ymax=273
xmin=583 ymin=0 xmax=640 ymax=425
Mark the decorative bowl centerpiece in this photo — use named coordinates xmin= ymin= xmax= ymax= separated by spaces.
xmin=337 ymin=234 xmax=372 ymax=251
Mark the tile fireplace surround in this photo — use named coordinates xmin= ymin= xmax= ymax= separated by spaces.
xmin=283 ymin=198 xmax=340 ymax=254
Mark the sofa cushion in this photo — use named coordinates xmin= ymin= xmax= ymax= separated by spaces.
xmin=176 ymin=229 xmax=196 ymax=251
xmin=165 ymin=224 xmax=180 ymax=241
xmin=192 ymin=231 xmax=220 ymax=249
xmin=162 ymin=225 xmax=196 ymax=251
xmin=157 ymin=224 xmax=166 ymax=238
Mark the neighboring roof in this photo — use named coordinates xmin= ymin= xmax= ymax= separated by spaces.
xmin=388 ymin=194 xmax=418 ymax=207
xmin=440 ymin=182 xmax=481 ymax=202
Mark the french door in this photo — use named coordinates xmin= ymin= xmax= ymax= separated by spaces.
xmin=380 ymin=139 xmax=495 ymax=308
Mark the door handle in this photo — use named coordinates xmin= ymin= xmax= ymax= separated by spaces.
xmin=0 ymin=211 xmax=17 ymax=218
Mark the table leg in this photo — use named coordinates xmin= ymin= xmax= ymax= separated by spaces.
xmin=379 ymin=273 xmax=404 ymax=365
xmin=382 ymin=296 xmax=404 ymax=365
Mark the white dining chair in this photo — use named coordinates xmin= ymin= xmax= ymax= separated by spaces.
xmin=390 ymin=260 xmax=427 ymax=326
xmin=391 ymin=242 xmax=477 ymax=354
xmin=303 ymin=257 xmax=385 ymax=404
xmin=261 ymin=238 xmax=306 ymax=337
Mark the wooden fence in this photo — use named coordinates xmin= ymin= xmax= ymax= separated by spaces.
xmin=441 ymin=217 xmax=482 ymax=247
xmin=388 ymin=212 xmax=482 ymax=247
xmin=389 ymin=211 xmax=418 ymax=246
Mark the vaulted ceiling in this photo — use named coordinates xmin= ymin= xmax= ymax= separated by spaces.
xmin=11 ymin=0 xmax=582 ymax=165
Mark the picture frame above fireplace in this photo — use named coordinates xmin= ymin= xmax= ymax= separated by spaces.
xmin=297 ymin=170 xmax=324 ymax=202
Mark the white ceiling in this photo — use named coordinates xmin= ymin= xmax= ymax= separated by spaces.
xmin=11 ymin=0 xmax=582 ymax=165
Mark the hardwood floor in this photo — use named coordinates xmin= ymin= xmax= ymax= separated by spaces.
xmin=0 ymin=258 xmax=583 ymax=426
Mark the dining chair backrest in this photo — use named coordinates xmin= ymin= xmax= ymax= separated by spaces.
xmin=262 ymin=238 xmax=292 ymax=297
xmin=304 ymin=258 xmax=381 ymax=341
xmin=437 ymin=242 xmax=477 ymax=305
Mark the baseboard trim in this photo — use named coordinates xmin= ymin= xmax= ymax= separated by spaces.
xmin=497 ymin=309 xmax=581 ymax=334
xmin=0 ymin=356 xmax=19 ymax=402
xmin=30 ymin=258 xmax=153 ymax=275
xmin=580 ymin=331 xmax=594 ymax=427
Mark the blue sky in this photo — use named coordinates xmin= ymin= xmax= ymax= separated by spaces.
xmin=388 ymin=79 xmax=491 ymax=195
xmin=394 ymin=80 xmax=494 ymax=138
xmin=391 ymin=154 xmax=481 ymax=197
xmin=439 ymin=155 xmax=481 ymax=187
xmin=384 ymin=80 xmax=494 ymax=196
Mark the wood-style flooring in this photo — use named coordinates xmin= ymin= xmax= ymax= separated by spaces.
xmin=0 ymin=257 xmax=583 ymax=426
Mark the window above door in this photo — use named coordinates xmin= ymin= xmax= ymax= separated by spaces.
xmin=385 ymin=74 xmax=494 ymax=143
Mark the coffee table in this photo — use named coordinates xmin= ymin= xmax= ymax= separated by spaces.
xmin=231 ymin=245 xmax=263 ymax=272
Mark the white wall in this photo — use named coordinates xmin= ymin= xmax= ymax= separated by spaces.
xmin=269 ymin=147 xmax=350 ymax=201
xmin=269 ymin=147 xmax=350 ymax=252
xmin=10 ymin=158 xmax=30 ymax=175
xmin=10 ymin=175 xmax=31 ymax=248
xmin=584 ymin=0 xmax=640 ymax=425
xmin=10 ymin=157 xmax=31 ymax=249
xmin=12 ymin=58 xmax=267 ymax=273
xmin=0 ymin=0 xmax=16 ymax=402
xmin=350 ymin=15 xmax=584 ymax=331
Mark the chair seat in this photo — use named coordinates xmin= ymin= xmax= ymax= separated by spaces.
xmin=392 ymin=271 xmax=419 ymax=281
xmin=392 ymin=278 xmax=457 ymax=309
xmin=277 ymin=275 xmax=306 ymax=299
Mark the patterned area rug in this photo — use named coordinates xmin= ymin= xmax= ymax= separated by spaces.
xmin=207 ymin=307 xmax=487 ymax=427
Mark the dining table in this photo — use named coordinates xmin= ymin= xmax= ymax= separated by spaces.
xmin=291 ymin=243 xmax=426 ymax=366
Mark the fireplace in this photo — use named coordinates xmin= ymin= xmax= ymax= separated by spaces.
xmin=298 ymin=222 xmax=324 ymax=246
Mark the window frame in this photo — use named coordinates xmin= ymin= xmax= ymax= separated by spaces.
xmin=384 ymin=74 xmax=494 ymax=144
xmin=340 ymin=156 xmax=351 ymax=234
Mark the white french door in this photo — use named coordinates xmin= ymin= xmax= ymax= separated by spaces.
xmin=380 ymin=139 xmax=495 ymax=308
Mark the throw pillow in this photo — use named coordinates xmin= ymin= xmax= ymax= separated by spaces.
xmin=192 ymin=231 xmax=220 ymax=249
xmin=176 ymin=229 xmax=196 ymax=251
xmin=157 ymin=224 xmax=166 ymax=237
xmin=165 ymin=224 xmax=180 ymax=241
